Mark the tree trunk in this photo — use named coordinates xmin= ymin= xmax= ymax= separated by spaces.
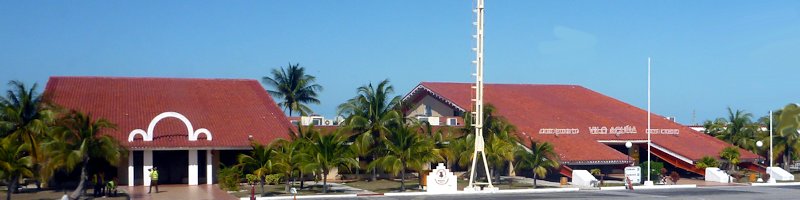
xmin=7 ymin=175 xmax=19 ymax=200
xmin=69 ymin=158 xmax=89 ymax=200
xmin=400 ymin=164 xmax=406 ymax=191
xmin=300 ymin=171 xmax=304 ymax=189
xmin=260 ymin=177 xmax=265 ymax=196
xmin=285 ymin=173 xmax=291 ymax=193
xmin=323 ymin=171 xmax=328 ymax=193
xmin=533 ymin=173 xmax=538 ymax=189
xmin=371 ymin=155 xmax=378 ymax=182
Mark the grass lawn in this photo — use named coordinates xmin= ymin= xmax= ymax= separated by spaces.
xmin=344 ymin=179 xmax=422 ymax=193
xmin=0 ymin=188 xmax=128 ymax=200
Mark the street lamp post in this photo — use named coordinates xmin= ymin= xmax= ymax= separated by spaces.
xmin=625 ymin=141 xmax=633 ymax=166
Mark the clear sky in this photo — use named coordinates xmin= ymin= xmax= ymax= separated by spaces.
xmin=2 ymin=1 xmax=798 ymax=125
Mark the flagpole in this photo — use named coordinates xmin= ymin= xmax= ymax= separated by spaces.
xmin=646 ymin=57 xmax=653 ymax=186
xmin=769 ymin=110 xmax=773 ymax=167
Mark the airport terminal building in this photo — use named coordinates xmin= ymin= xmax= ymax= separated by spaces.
xmin=44 ymin=76 xmax=295 ymax=186
xmin=402 ymin=82 xmax=764 ymax=177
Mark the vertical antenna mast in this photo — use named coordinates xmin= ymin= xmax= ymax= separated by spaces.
xmin=466 ymin=0 xmax=495 ymax=191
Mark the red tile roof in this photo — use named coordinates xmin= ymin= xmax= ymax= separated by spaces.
xmin=44 ymin=76 xmax=295 ymax=149
xmin=405 ymin=82 xmax=761 ymax=163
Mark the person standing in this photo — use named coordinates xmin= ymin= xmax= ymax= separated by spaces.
xmin=148 ymin=167 xmax=159 ymax=193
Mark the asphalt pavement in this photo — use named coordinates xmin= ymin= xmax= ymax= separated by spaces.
xmin=354 ymin=185 xmax=800 ymax=200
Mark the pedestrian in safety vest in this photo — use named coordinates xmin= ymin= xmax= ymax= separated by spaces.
xmin=149 ymin=167 xmax=159 ymax=193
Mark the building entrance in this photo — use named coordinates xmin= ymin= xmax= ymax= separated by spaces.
xmin=153 ymin=150 xmax=189 ymax=184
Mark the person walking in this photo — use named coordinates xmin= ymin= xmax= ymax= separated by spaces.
xmin=148 ymin=167 xmax=159 ymax=193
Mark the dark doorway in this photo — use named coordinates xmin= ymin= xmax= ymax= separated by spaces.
xmin=153 ymin=150 xmax=189 ymax=184
xmin=134 ymin=151 xmax=143 ymax=185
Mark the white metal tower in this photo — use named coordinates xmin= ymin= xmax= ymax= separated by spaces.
xmin=465 ymin=0 xmax=495 ymax=191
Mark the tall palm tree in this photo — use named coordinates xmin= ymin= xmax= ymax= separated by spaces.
xmin=0 ymin=139 xmax=33 ymax=200
xmin=41 ymin=111 xmax=124 ymax=200
xmin=515 ymin=138 xmax=559 ymax=188
xmin=773 ymin=104 xmax=800 ymax=169
xmin=262 ymin=63 xmax=323 ymax=116
xmin=237 ymin=142 xmax=276 ymax=196
xmin=337 ymin=79 xmax=401 ymax=181
xmin=304 ymin=129 xmax=358 ymax=193
xmin=369 ymin=123 xmax=442 ymax=191
xmin=0 ymin=80 xmax=54 ymax=186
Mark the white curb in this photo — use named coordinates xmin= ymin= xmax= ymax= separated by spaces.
xmin=244 ymin=194 xmax=358 ymax=200
xmin=383 ymin=188 xmax=579 ymax=196
xmin=750 ymin=182 xmax=800 ymax=186
xmin=599 ymin=184 xmax=697 ymax=191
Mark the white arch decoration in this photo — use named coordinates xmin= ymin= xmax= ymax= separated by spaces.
xmin=128 ymin=112 xmax=213 ymax=142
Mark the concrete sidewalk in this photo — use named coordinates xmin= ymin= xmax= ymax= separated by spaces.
xmin=120 ymin=184 xmax=238 ymax=200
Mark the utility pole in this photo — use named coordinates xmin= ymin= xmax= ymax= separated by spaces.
xmin=465 ymin=0 xmax=495 ymax=191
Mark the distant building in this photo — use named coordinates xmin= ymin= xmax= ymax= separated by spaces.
xmin=402 ymin=82 xmax=763 ymax=177
xmin=44 ymin=77 xmax=295 ymax=186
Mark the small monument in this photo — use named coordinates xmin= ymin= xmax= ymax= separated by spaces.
xmin=426 ymin=163 xmax=457 ymax=193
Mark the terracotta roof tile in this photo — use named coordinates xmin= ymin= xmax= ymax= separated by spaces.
xmin=409 ymin=82 xmax=761 ymax=163
xmin=44 ymin=76 xmax=294 ymax=149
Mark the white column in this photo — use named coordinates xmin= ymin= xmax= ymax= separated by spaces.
xmin=128 ymin=151 xmax=134 ymax=186
xmin=189 ymin=149 xmax=199 ymax=185
xmin=143 ymin=150 xmax=153 ymax=186
xmin=206 ymin=150 xmax=213 ymax=185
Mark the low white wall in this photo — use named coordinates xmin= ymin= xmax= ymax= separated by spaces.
xmin=767 ymin=167 xmax=794 ymax=181
xmin=571 ymin=170 xmax=597 ymax=187
xmin=704 ymin=167 xmax=730 ymax=183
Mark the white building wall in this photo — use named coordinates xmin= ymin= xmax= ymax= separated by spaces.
xmin=143 ymin=150 xmax=153 ymax=186
xmin=189 ymin=150 xmax=199 ymax=185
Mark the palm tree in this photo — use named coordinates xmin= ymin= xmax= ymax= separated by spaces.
xmin=369 ymin=123 xmax=442 ymax=191
xmin=0 ymin=139 xmax=33 ymax=200
xmin=719 ymin=146 xmax=740 ymax=183
xmin=349 ymin=131 xmax=373 ymax=181
xmin=41 ymin=111 xmax=124 ymax=200
xmin=272 ymin=138 xmax=309 ymax=193
xmin=708 ymin=108 xmax=759 ymax=150
xmin=773 ymin=104 xmax=800 ymax=169
xmin=459 ymin=104 xmax=520 ymax=183
xmin=337 ymin=79 xmax=401 ymax=181
xmin=515 ymin=138 xmax=559 ymax=188
xmin=237 ymin=142 xmax=276 ymax=196
xmin=694 ymin=156 xmax=720 ymax=170
xmin=262 ymin=63 xmax=323 ymax=116
xmin=0 ymin=80 xmax=54 ymax=187
xmin=304 ymin=129 xmax=358 ymax=193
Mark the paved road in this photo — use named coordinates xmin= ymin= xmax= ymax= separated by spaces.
xmin=356 ymin=186 xmax=800 ymax=200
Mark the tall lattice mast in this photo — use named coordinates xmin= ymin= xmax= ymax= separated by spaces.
xmin=465 ymin=0 xmax=495 ymax=191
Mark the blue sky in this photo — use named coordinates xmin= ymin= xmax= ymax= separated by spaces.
xmin=1 ymin=1 xmax=798 ymax=124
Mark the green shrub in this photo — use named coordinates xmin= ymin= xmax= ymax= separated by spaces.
xmin=264 ymin=174 xmax=283 ymax=185
xmin=640 ymin=161 xmax=664 ymax=182
xmin=219 ymin=166 xmax=242 ymax=191
xmin=695 ymin=156 xmax=719 ymax=169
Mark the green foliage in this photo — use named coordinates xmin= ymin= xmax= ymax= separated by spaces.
xmin=720 ymin=146 xmax=741 ymax=171
xmin=369 ymin=123 xmax=441 ymax=191
xmin=304 ymin=129 xmax=358 ymax=193
xmin=515 ymin=139 xmax=559 ymax=188
xmin=773 ymin=104 xmax=800 ymax=169
xmin=218 ymin=165 xmax=242 ymax=191
xmin=236 ymin=142 xmax=276 ymax=195
xmin=262 ymin=63 xmax=323 ymax=116
xmin=640 ymin=161 xmax=664 ymax=182
xmin=589 ymin=168 xmax=602 ymax=176
xmin=41 ymin=110 xmax=124 ymax=199
xmin=264 ymin=174 xmax=283 ymax=185
xmin=695 ymin=156 xmax=720 ymax=169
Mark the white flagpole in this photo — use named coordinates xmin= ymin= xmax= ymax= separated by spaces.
xmin=647 ymin=57 xmax=652 ymax=185
xmin=770 ymin=110 xmax=773 ymax=167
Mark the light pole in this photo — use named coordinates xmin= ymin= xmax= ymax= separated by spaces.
xmin=625 ymin=141 xmax=633 ymax=166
